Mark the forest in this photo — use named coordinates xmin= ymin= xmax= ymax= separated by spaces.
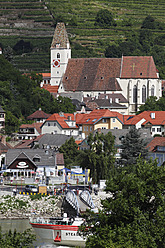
xmin=0 ymin=55 xmax=75 ymax=134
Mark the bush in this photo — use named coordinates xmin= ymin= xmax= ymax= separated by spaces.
xmin=95 ymin=9 xmax=116 ymax=28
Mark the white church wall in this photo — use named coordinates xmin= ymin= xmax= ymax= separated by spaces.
xmin=50 ymin=48 xmax=71 ymax=86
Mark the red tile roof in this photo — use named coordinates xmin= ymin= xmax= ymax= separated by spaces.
xmin=42 ymin=85 xmax=59 ymax=93
xmin=27 ymin=109 xmax=50 ymax=120
xmin=46 ymin=113 xmax=78 ymax=129
xmin=77 ymin=109 xmax=123 ymax=125
xmin=41 ymin=73 xmax=51 ymax=78
xmin=121 ymin=56 xmax=158 ymax=79
xmin=20 ymin=123 xmax=43 ymax=134
xmin=124 ymin=111 xmax=165 ymax=126
xmin=62 ymin=58 xmax=121 ymax=91
xmin=146 ymin=137 xmax=165 ymax=152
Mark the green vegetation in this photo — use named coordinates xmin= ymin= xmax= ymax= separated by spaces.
xmin=0 ymin=55 xmax=75 ymax=134
xmin=80 ymin=157 xmax=165 ymax=248
xmin=120 ymin=127 xmax=148 ymax=165
xmin=138 ymin=96 xmax=165 ymax=112
xmin=0 ymin=228 xmax=35 ymax=248
xmin=0 ymin=0 xmax=164 ymax=76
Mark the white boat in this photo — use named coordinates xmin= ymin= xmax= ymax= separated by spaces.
xmin=30 ymin=213 xmax=86 ymax=247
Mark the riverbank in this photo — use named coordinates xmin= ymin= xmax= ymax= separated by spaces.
xmin=0 ymin=190 xmax=111 ymax=219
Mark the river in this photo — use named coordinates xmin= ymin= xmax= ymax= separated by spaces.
xmin=0 ymin=219 xmax=71 ymax=248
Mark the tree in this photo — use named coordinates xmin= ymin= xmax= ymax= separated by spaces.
xmin=80 ymin=158 xmax=165 ymax=248
xmin=0 ymin=228 xmax=35 ymax=247
xmin=78 ymin=131 xmax=116 ymax=183
xmin=120 ymin=126 xmax=148 ymax=165
xmin=138 ymin=96 xmax=165 ymax=112
xmin=59 ymin=137 xmax=79 ymax=167
xmin=95 ymin=9 xmax=116 ymax=28
xmin=141 ymin=15 xmax=164 ymax=30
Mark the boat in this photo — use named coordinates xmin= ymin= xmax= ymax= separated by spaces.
xmin=29 ymin=213 xmax=86 ymax=247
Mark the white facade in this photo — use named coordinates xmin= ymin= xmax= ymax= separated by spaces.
xmin=50 ymin=47 xmax=71 ymax=86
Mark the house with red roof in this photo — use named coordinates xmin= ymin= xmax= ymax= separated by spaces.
xmin=18 ymin=123 xmax=42 ymax=140
xmin=146 ymin=137 xmax=165 ymax=166
xmin=41 ymin=112 xmax=79 ymax=136
xmin=48 ymin=23 xmax=162 ymax=115
xmin=27 ymin=108 xmax=50 ymax=123
xmin=76 ymin=109 xmax=123 ymax=138
xmin=124 ymin=111 xmax=165 ymax=136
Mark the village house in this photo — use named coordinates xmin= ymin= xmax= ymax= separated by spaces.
xmin=41 ymin=112 xmax=79 ymax=136
xmin=124 ymin=111 xmax=165 ymax=136
xmin=146 ymin=137 xmax=165 ymax=166
xmin=27 ymin=108 xmax=50 ymax=123
xmin=18 ymin=122 xmax=43 ymax=140
xmin=76 ymin=109 xmax=124 ymax=138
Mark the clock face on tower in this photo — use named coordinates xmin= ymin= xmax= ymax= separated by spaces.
xmin=53 ymin=59 xmax=60 ymax=68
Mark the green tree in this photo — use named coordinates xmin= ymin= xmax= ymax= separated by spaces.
xmin=120 ymin=126 xmax=148 ymax=165
xmin=80 ymin=158 xmax=165 ymax=248
xmin=138 ymin=96 xmax=165 ymax=112
xmin=59 ymin=137 xmax=79 ymax=167
xmin=95 ymin=9 xmax=116 ymax=28
xmin=0 ymin=228 xmax=35 ymax=247
xmin=141 ymin=15 xmax=164 ymax=30
xmin=78 ymin=131 xmax=116 ymax=183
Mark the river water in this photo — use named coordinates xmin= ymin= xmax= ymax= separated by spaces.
xmin=0 ymin=219 xmax=71 ymax=248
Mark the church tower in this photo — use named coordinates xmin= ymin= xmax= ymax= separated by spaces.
xmin=50 ymin=23 xmax=71 ymax=86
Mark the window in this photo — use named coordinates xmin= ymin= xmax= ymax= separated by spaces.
xmin=57 ymin=71 xmax=59 ymax=74
xmin=0 ymin=114 xmax=4 ymax=118
xmin=102 ymin=119 xmax=107 ymax=123
xmin=152 ymin=128 xmax=155 ymax=132
xmin=86 ymin=126 xmax=88 ymax=131
xmin=48 ymin=123 xmax=50 ymax=126
xmin=112 ymin=118 xmax=116 ymax=123
xmin=90 ymin=126 xmax=93 ymax=131
xmin=57 ymin=53 xmax=60 ymax=58
xmin=84 ymin=126 xmax=86 ymax=131
xmin=54 ymin=123 xmax=56 ymax=126
xmin=142 ymin=85 xmax=146 ymax=103
xmin=157 ymin=128 xmax=161 ymax=132
xmin=102 ymin=127 xmax=106 ymax=129
xmin=151 ymin=85 xmax=155 ymax=96
xmin=113 ymin=127 xmax=118 ymax=129
xmin=133 ymin=85 xmax=137 ymax=103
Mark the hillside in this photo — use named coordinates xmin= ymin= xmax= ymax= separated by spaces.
xmin=0 ymin=0 xmax=164 ymax=76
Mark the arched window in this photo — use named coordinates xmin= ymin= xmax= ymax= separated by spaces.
xmin=142 ymin=85 xmax=146 ymax=103
xmin=151 ymin=85 xmax=155 ymax=96
xmin=57 ymin=53 xmax=60 ymax=58
xmin=133 ymin=85 xmax=137 ymax=103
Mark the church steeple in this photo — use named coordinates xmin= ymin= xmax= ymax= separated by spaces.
xmin=50 ymin=23 xmax=71 ymax=86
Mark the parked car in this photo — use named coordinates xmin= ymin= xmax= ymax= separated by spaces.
xmin=25 ymin=185 xmax=38 ymax=193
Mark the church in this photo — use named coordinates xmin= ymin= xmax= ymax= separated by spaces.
xmin=41 ymin=22 xmax=162 ymax=114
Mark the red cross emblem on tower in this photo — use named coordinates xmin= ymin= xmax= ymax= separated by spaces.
xmin=53 ymin=59 xmax=60 ymax=68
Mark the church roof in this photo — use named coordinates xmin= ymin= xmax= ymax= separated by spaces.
xmin=62 ymin=58 xmax=122 ymax=91
xmin=120 ymin=56 xmax=158 ymax=79
xmin=51 ymin=22 xmax=70 ymax=49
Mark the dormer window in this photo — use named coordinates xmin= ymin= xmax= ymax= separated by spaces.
xmin=84 ymin=76 xmax=87 ymax=79
xmin=101 ymin=77 xmax=104 ymax=80
xmin=140 ymin=72 xmax=142 ymax=75
xmin=65 ymin=76 xmax=68 ymax=80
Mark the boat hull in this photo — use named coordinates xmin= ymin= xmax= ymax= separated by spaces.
xmin=30 ymin=222 xmax=86 ymax=247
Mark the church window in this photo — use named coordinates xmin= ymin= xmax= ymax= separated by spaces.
xmin=151 ymin=85 xmax=155 ymax=96
xmin=57 ymin=71 xmax=59 ymax=74
xmin=57 ymin=53 xmax=60 ymax=58
xmin=142 ymin=85 xmax=146 ymax=103
xmin=133 ymin=85 xmax=137 ymax=103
